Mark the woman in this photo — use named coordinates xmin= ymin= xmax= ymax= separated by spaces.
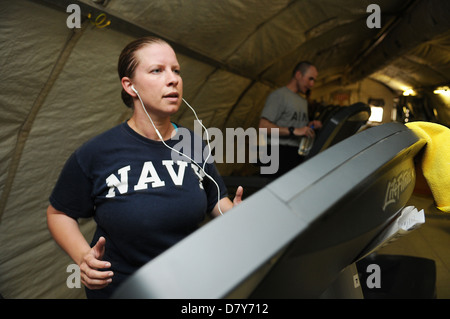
xmin=47 ymin=37 xmax=243 ymax=298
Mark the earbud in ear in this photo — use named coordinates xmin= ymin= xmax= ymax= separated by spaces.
xmin=131 ymin=85 xmax=138 ymax=94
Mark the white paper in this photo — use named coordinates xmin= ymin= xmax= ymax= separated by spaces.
xmin=357 ymin=206 xmax=425 ymax=260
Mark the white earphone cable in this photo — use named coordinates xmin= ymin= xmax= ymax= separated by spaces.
xmin=134 ymin=90 xmax=223 ymax=215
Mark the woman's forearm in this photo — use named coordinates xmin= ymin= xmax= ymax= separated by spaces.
xmin=46 ymin=204 xmax=91 ymax=266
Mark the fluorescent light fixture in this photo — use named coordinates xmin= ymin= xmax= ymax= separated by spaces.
xmin=402 ymin=89 xmax=416 ymax=96
xmin=433 ymin=86 xmax=450 ymax=96
xmin=368 ymin=106 xmax=383 ymax=122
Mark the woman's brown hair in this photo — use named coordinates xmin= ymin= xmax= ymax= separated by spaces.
xmin=118 ymin=36 xmax=170 ymax=108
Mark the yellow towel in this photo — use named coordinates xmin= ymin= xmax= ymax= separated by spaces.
xmin=406 ymin=121 xmax=450 ymax=212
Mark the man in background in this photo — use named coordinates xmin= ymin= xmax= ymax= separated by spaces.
xmin=259 ymin=61 xmax=322 ymax=177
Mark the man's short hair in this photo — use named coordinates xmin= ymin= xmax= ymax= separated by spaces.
xmin=292 ymin=61 xmax=314 ymax=77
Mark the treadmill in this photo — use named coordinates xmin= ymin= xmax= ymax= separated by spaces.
xmin=113 ymin=122 xmax=426 ymax=299
xmin=306 ymin=102 xmax=371 ymax=159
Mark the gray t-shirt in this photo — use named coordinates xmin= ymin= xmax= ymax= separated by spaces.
xmin=261 ymin=86 xmax=309 ymax=147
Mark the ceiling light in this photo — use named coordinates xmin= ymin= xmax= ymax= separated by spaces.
xmin=402 ymin=89 xmax=416 ymax=96
xmin=433 ymin=86 xmax=450 ymax=96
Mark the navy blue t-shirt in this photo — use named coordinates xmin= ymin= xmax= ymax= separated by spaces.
xmin=49 ymin=122 xmax=228 ymax=298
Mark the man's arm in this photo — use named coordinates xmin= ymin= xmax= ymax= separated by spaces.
xmin=259 ymin=118 xmax=314 ymax=137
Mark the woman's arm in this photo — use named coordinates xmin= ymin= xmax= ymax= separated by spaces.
xmin=46 ymin=204 xmax=113 ymax=289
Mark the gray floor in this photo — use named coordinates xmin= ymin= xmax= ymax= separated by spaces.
xmin=376 ymin=193 xmax=450 ymax=299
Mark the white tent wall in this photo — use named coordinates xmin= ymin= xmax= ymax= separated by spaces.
xmin=0 ymin=0 xmax=135 ymax=298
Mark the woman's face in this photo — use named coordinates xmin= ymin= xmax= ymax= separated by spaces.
xmin=132 ymin=42 xmax=183 ymax=118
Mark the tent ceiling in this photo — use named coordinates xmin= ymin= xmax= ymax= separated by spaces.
xmin=43 ymin=0 xmax=450 ymax=92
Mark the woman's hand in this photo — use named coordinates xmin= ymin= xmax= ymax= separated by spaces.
xmin=211 ymin=186 xmax=244 ymax=217
xmin=233 ymin=186 xmax=243 ymax=206
xmin=79 ymin=236 xmax=114 ymax=290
